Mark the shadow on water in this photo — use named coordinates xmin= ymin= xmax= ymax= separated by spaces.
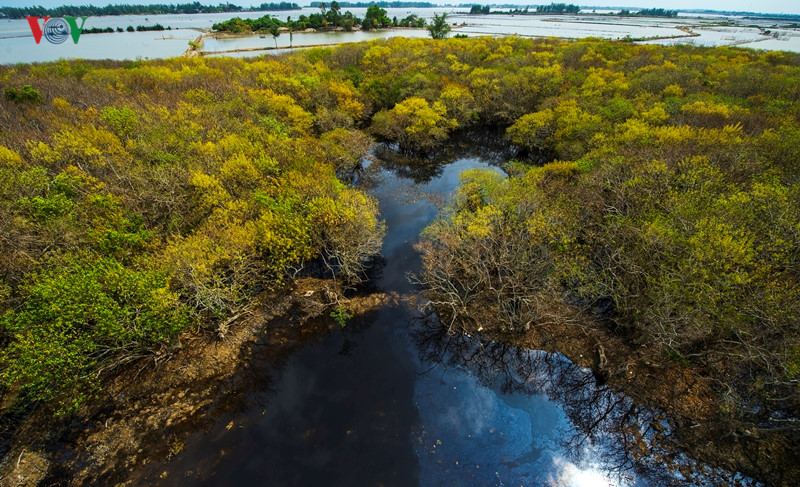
xmin=365 ymin=127 xmax=550 ymax=187
xmin=171 ymin=309 xmax=422 ymax=486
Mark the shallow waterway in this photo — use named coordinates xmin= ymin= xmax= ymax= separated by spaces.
xmin=134 ymin=149 xmax=754 ymax=486
xmin=2 ymin=8 xmax=799 ymax=64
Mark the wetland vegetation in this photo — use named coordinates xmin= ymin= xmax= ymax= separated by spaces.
xmin=0 ymin=34 xmax=799 ymax=485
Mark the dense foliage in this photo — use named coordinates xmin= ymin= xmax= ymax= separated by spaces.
xmin=426 ymin=12 xmax=451 ymax=39
xmin=536 ymin=3 xmax=581 ymax=14
xmin=387 ymin=37 xmax=800 ymax=435
xmin=470 ymin=5 xmax=491 ymax=15
xmin=257 ymin=2 xmax=300 ymax=10
xmin=361 ymin=4 xmax=391 ymax=30
xmin=212 ymin=4 xmax=421 ymax=33
xmin=213 ymin=6 xmax=361 ymax=33
xmin=1 ymin=37 xmax=799 ymax=455
xmin=0 ymin=53 xmax=385 ymax=413
xmin=631 ymin=8 xmax=679 ymax=17
xmin=133 ymin=23 xmax=167 ymax=32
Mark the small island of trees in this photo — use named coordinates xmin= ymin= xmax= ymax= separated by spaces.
xmin=212 ymin=3 xmax=430 ymax=33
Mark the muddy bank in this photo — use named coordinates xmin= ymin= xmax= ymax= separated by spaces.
xmin=0 ymin=278 xmax=393 ymax=487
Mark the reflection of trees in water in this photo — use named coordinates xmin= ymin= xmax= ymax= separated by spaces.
xmin=355 ymin=127 xmax=552 ymax=193
xmin=370 ymin=128 xmax=527 ymax=184
xmin=373 ymin=145 xmax=446 ymax=183
xmin=411 ymin=314 xmax=757 ymax=487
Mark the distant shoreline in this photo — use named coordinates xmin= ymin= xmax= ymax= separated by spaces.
xmin=0 ymin=3 xmax=302 ymax=20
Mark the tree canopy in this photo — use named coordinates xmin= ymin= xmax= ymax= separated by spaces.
xmin=426 ymin=12 xmax=452 ymax=39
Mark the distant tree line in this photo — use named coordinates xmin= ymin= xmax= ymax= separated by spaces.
xmin=618 ymin=8 xmax=679 ymax=17
xmin=134 ymin=23 xmax=168 ymax=31
xmin=467 ymin=4 xmax=681 ymax=17
xmin=39 ymin=24 xmax=171 ymax=34
xmin=309 ymin=1 xmax=435 ymax=7
xmin=0 ymin=2 xmax=300 ymax=20
xmin=467 ymin=3 xmax=580 ymax=15
xmin=536 ymin=3 xmax=580 ymax=14
xmin=635 ymin=8 xmax=679 ymax=17
xmin=735 ymin=11 xmax=800 ymax=20
xmin=457 ymin=2 xmax=533 ymax=6
xmin=83 ymin=26 xmax=118 ymax=34
xmin=469 ymin=5 xmax=491 ymax=14
xmin=258 ymin=2 xmax=301 ymax=9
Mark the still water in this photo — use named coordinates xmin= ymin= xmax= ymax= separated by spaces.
xmin=132 ymin=147 xmax=751 ymax=486
xmin=201 ymin=28 xmax=432 ymax=54
xmin=2 ymin=8 xmax=799 ymax=64
xmin=0 ymin=28 xmax=198 ymax=64
xmin=140 ymin=155 xmax=623 ymax=486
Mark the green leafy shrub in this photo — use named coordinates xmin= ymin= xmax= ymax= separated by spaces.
xmin=4 ymin=85 xmax=41 ymax=104
xmin=0 ymin=253 xmax=191 ymax=413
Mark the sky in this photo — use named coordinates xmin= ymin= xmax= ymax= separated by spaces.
xmin=0 ymin=1 xmax=798 ymax=16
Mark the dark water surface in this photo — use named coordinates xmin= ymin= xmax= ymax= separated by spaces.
xmin=145 ymin=151 xmax=748 ymax=486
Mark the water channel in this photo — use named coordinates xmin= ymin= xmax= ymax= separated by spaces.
xmin=134 ymin=143 xmax=754 ymax=486
xmin=2 ymin=8 xmax=800 ymax=65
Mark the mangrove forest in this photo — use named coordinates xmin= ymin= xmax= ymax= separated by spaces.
xmin=1 ymin=35 xmax=799 ymax=485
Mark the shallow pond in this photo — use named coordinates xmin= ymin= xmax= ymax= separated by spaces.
xmin=200 ymin=28 xmax=432 ymax=53
xmin=446 ymin=13 xmax=687 ymax=40
xmin=3 ymin=8 xmax=800 ymax=64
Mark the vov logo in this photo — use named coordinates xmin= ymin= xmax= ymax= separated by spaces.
xmin=26 ymin=17 xmax=88 ymax=45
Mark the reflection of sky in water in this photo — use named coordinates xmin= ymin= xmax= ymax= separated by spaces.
xmin=203 ymin=14 xmax=800 ymax=57
xmin=0 ymin=28 xmax=196 ymax=64
xmin=413 ymin=363 xmax=624 ymax=487
xmin=201 ymin=28 xmax=431 ymax=52
xmin=642 ymin=25 xmax=800 ymax=52
xmin=371 ymin=157 xmax=504 ymax=293
xmin=119 ymin=153 xmax=746 ymax=486
xmin=379 ymin=157 xmax=633 ymax=486
xmin=447 ymin=14 xmax=686 ymax=40
xmin=739 ymin=36 xmax=800 ymax=51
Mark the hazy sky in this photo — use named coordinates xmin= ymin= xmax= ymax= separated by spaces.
xmin=1 ymin=1 xmax=798 ymax=16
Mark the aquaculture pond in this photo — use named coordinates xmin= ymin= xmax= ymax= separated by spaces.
xmin=3 ymin=8 xmax=800 ymax=64
xmin=137 ymin=143 xmax=753 ymax=486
